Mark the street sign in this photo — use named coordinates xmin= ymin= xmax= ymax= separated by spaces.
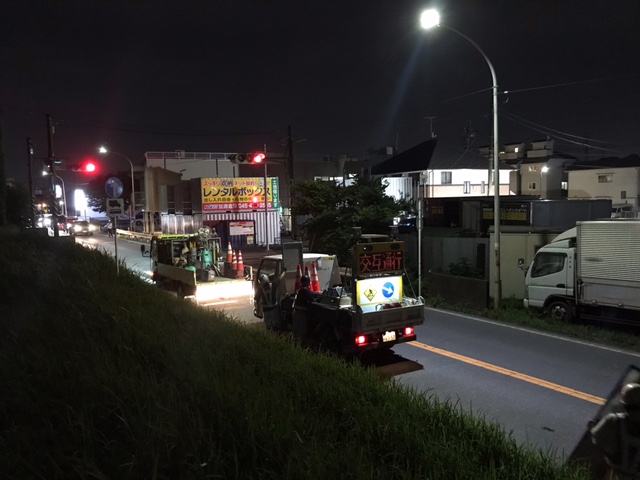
xmin=106 ymin=198 xmax=125 ymax=216
xmin=105 ymin=177 xmax=124 ymax=198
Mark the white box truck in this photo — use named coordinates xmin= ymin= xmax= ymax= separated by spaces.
xmin=523 ymin=219 xmax=640 ymax=323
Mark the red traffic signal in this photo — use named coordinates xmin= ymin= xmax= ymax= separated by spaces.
xmin=71 ymin=160 xmax=99 ymax=173
xmin=229 ymin=152 xmax=267 ymax=164
xmin=251 ymin=152 xmax=266 ymax=164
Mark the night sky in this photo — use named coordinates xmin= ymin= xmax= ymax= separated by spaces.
xmin=2 ymin=0 xmax=639 ymax=183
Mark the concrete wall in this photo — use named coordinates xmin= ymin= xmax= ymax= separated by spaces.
xmin=488 ymin=231 xmax=559 ymax=300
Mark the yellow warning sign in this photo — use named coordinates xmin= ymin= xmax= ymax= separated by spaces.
xmin=364 ymin=288 xmax=377 ymax=301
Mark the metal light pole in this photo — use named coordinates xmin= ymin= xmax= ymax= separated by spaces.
xmin=420 ymin=9 xmax=502 ymax=308
xmin=53 ymin=174 xmax=67 ymax=217
xmin=99 ymin=146 xmax=135 ymax=231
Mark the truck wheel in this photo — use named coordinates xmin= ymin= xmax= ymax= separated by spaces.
xmin=547 ymin=301 xmax=573 ymax=323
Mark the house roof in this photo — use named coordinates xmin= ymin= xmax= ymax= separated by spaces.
xmin=370 ymin=138 xmax=437 ymax=175
xmin=564 ymin=154 xmax=640 ymax=171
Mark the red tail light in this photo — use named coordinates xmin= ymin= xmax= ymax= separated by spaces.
xmin=355 ymin=335 xmax=368 ymax=346
xmin=404 ymin=327 xmax=415 ymax=336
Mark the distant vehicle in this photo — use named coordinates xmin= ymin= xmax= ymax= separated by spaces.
xmin=522 ymin=219 xmax=640 ymax=325
xmin=70 ymin=220 xmax=95 ymax=236
xmin=611 ymin=204 xmax=636 ymax=218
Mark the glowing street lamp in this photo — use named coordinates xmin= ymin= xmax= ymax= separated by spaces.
xmin=420 ymin=8 xmax=502 ymax=308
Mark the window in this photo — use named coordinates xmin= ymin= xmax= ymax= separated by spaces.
xmin=598 ymin=174 xmax=613 ymax=183
xmin=463 ymin=181 xmax=471 ymax=194
xmin=441 ymin=172 xmax=452 ymax=184
xmin=528 ymin=182 xmax=537 ymax=190
xmin=530 ymin=252 xmax=566 ymax=278
xmin=621 ymin=191 xmax=627 ymax=199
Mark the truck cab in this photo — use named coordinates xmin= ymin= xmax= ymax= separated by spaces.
xmin=524 ymin=228 xmax=577 ymax=321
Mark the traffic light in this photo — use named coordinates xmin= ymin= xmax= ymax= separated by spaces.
xmin=250 ymin=152 xmax=266 ymax=164
xmin=229 ymin=152 xmax=267 ymax=164
xmin=229 ymin=153 xmax=248 ymax=164
xmin=43 ymin=158 xmax=54 ymax=175
xmin=70 ymin=160 xmax=99 ymax=173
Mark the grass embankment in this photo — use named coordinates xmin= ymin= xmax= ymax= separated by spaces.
xmin=0 ymin=236 xmax=591 ymax=479
xmin=427 ymin=295 xmax=640 ymax=353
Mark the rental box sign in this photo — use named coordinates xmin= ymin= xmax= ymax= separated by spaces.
xmin=201 ymin=177 xmax=279 ymax=212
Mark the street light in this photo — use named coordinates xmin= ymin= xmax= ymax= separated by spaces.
xmin=420 ymin=8 xmax=502 ymax=308
xmin=98 ymin=146 xmax=135 ymax=231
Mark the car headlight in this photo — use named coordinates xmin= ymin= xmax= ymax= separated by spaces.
xmin=89 ymin=225 xmax=96 ymax=231
xmin=74 ymin=226 xmax=81 ymax=231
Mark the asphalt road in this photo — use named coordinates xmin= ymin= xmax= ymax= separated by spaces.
xmin=394 ymin=310 xmax=640 ymax=460
xmin=75 ymin=233 xmax=640 ymax=461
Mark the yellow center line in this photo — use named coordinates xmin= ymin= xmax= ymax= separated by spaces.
xmin=407 ymin=341 xmax=605 ymax=405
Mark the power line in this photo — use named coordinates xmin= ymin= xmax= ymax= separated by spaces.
xmin=502 ymin=73 xmax=640 ymax=95
xmin=499 ymin=112 xmax=624 ymax=154
xmin=500 ymin=109 xmax=611 ymax=143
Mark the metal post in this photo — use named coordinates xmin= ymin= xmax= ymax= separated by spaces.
xmin=99 ymin=147 xmax=135 ymax=231
xmin=54 ymin=175 xmax=67 ymax=217
xmin=113 ymin=214 xmax=119 ymax=275
xmin=439 ymin=24 xmax=501 ymax=309
xmin=46 ymin=114 xmax=59 ymax=237
xmin=264 ymin=144 xmax=269 ymax=251
xmin=27 ymin=137 xmax=36 ymax=228
xmin=417 ymin=179 xmax=423 ymax=298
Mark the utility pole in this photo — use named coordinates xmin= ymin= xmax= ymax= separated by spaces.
xmin=286 ymin=124 xmax=296 ymax=239
xmin=27 ymin=138 xmax=36 ymax=228
xmin=263 ymin=143 xmax=269 ymax=251
xmin=46 ymin=114 xmax=59 ymax=237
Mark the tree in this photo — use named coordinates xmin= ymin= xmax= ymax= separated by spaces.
xmin=83 ymin=171 xmax=131 ymax=214
xmin=292 ymin=177 xmax=413 ymax=265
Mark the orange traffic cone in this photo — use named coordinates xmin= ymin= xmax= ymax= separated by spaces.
xmin=226 ymin=242 xmax=233 ymax=263
xmin=231 ymin=250 xmax=238 ymax=276
xmin=304 ymin=265 xmax=310 ymax=282
xmin=310 ymin=263 xmax=321 ymax=292
xmin=236 ymin=250 xmax=245 ymax=279
xmin=294 ymin=264 xmax=303 ymax=293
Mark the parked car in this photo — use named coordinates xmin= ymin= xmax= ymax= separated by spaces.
xmin=70 ymin=220 xmax=96 ymax=236
xmin=611 ymin=204 xmax=637 ymax=218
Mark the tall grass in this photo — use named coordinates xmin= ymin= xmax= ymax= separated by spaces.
xmin=0 ymin=236 xmax=591 ymax=479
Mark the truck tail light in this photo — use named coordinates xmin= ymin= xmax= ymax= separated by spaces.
xmin=404 ymin=327 xmax=415 ymax=337
xmin=355 ymin=335 xmax=368 ymax=346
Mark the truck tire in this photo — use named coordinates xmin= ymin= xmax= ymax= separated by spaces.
xmin=547 ymin=300 xmax=574 ymax=323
